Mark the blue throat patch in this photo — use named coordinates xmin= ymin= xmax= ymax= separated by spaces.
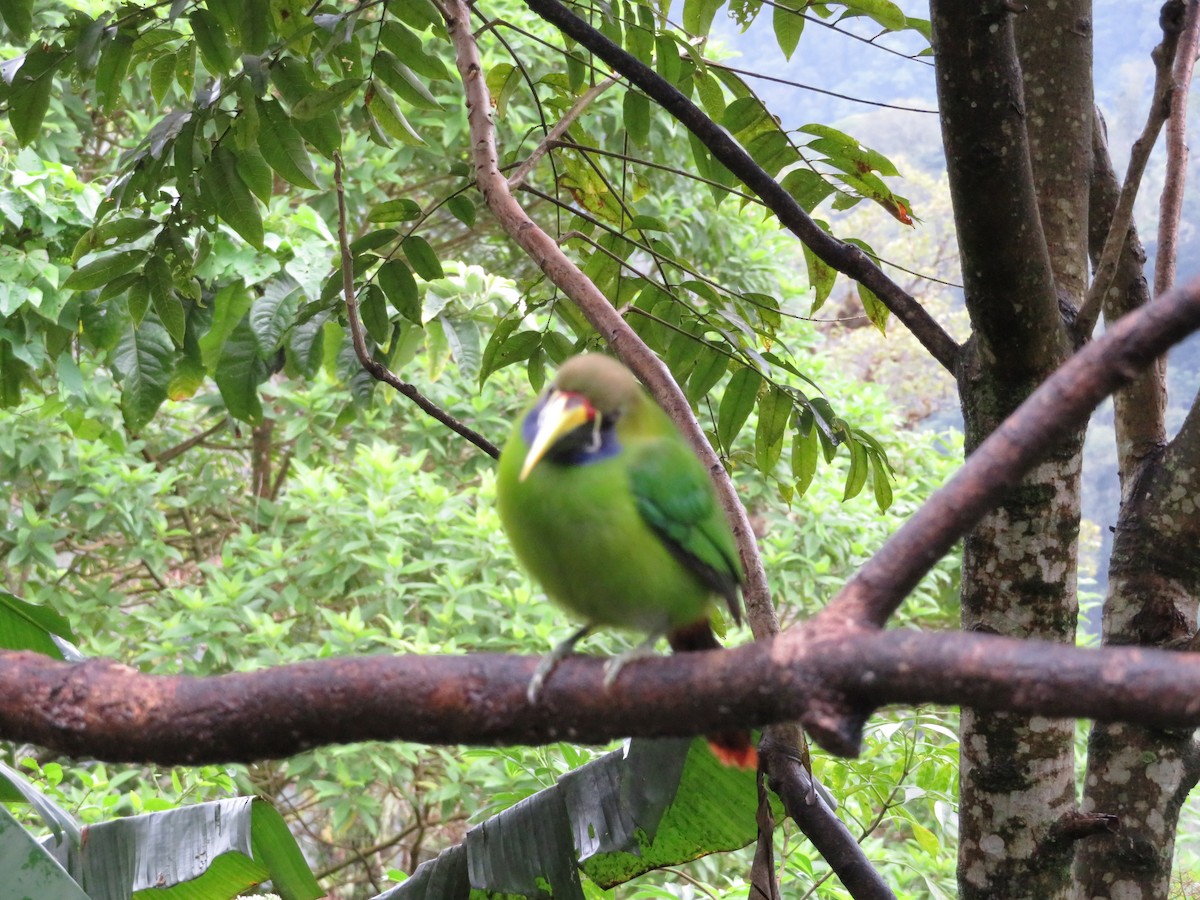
xmin=522 ymin=397 xmax=621 ymax=467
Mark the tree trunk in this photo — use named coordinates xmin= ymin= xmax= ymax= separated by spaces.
xmin=932 ymin=2 xmax=1084 ymax=895
xmin=1070 ymin=68 xmax=1200 ymax=894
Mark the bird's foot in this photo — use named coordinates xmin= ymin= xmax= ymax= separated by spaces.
xmin=601 ymin=633 xmax=663 ymax=689
xmin=527 ymin=623 xmax=593 ymax=704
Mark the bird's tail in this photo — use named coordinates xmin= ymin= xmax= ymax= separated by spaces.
xmin=667 ymin=620 xmax=758 ymax=769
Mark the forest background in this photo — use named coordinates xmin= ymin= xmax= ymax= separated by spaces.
xmin=0 ymin=0 xmax=1196 ymax=897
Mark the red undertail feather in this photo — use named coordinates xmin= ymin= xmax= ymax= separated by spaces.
xmin=707 ymin=731 xmax=759 ymax=769
xmin=667 ymin=619 xmax=758 ymax=770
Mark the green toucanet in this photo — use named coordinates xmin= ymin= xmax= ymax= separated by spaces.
xmin=497 ymin=353 xmax=756 ymax=768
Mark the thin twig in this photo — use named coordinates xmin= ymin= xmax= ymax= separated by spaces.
xmin=332 ymin=153 xmax=501 ymax=460
xmin=507 ymin=76 xmax=619 ymax=190
xmin=1156 ymin=0 xmax=1200 ymax=296
xmin=150 ymin=420 xmax=228 ymax=465
xmin=1078 ymin=0 xmax=1186 ymax=334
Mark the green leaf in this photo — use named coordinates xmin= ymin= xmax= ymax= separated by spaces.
xmin=64 ymin=250 xmax=147 ymax=292
xmin=754 ymin=383 xmax=791 ymax=474
xmin=240 ymin=0 xmax=270 ymax=54
xmin=402 ymin=235 xmax=443 ymax=280
xmin=73 ymin=217 xmax=158 ymax=262
xmin=96 ymin=32 xmax=134 ymax=111
xmin=374 ymin=51 xmax=442 ymax=110
xmin=858 ymin=282 xmax=889 ymax=334
xmin=291 ymin=78 xmax=361 ymax=119
xmin=685 ymin=348 xmax=729 ymax=406
xmin=803 ymin=242 xmax=836 ymax=313
xmin=249 ymin=279 xmax=300 ymax=355
xmin=0 ymin=0 xmax=33 ymax=37
xmin=368 ymin=198 xmax=422 ymax=223
xmin=843 ymin=436 xmax=869 ymax=501
xmin=0 ymin=342 xmax=26 ymax=408
xmin=0 ymin=591 xmax=74 ymax=658
xmin=113 ymin=316 xmax=174 ymax=431
xmin=200 ymin=281 xmax=253 ymax=372
xmin=377 ymin=259 xmax=420 ymax=323
xmin=446 ymin=195 xmax=476 ymax=226
xmin=623 ymin=90 xmax=651 ymax=146
xmin=145 ymin=256 xmax=185 ymax=346
xmin=846 ymin=0 xmax=907 ymax=31
xmin=485 ymin=63 xmax=521 ymax=117
xmin=655 ymin=34 xmax=682 ymax=85
xmin=167 ymin=355 xmax=207 ymax=400
xmin=682 ymin=0 xmax=723 ymax=38
xmin=359 ymin=284 xmax=391 ymax=344
xmin=215 ymin=315 xmax=269 ymax=423
xmin=791 ymin=424 xmax=819 ymax=496
xmin=206 ymin=146 xmax=264 ymax=249
xmin=8 ymin=45 xmax=59 ymax=147
xmin=237 ymin=146 xmax=275 ymax=203
xmin=270 ymin=57 xmax=341 ymax=156
xmin=910 ymin=821 xmax=940 ymax=855
xmin=781 ymin=168 xmax=836 ymax=212
xmin=350 ymin=229 xmax=399 ymax=255
xmin=256 ymin=98 xmax=318 ymax=189
xmin=190 ymin=8 xmax=235 ymax=73
xmin=871 ymin=452 xmax=894 ymax=512
xmin=367 ymin=84 xmax=426 ymax=145
xmin=716 ymin=366 xmax=761 ymax=450
xmin=480 ymin=328 xmax=540 ymax=383
xmin=773 ymin=0 xmax=805 ymax=59
xmin=377 ymin=20 xmax=452 ymax=82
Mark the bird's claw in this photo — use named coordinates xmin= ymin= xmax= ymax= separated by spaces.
xmin=527 ymin=623 xmax=593 ymax=704
xmin=526 ymin=655 xmax=559 ymax=704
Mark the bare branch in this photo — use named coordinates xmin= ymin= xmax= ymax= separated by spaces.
xmin=1156 ymin=0 xmax=1200 ymax=296
xmin=10 ymin=627 xmax=1200 ymax=764
xmin=1078 ymin=0 xmax=1187 ymax=335
xmin=521 ymin=0 xmax=960 ymax=373
xmin=1090 ymin=111 xmax=1166 ymax=486
xmin=332 ymin=153 xmax=502 ymax=460
xmin=760 ymin=732 xmax=896 ymax=900
xmin=507 ymin=76 xmax=618 ymax=191
xmin=148 ymin=419 xmax=228 ymax=465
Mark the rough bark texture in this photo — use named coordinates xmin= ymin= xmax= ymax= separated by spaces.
xmin=932 ymin=2 xmax=1081 ymax=896
xmin=1089 ymin=115 xmax=1167 ymax=490
xmin=1074 ymin=412 xmax=1200 ymax=899
xmin=1015 ymin=0 xmax=1094 ymax=309
xmin=1071 ymin=68 xmax=1192 ymax=895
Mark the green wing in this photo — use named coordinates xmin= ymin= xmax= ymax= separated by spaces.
xmin=627 ymin=436 xmax=745 ymax=623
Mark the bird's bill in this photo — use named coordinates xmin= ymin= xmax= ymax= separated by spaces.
xmin=519 ymin=390 xmax=594 ymax=481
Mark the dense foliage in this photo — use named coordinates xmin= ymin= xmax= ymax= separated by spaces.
xmin=0 ymin=0 xmax=1073 ymax=895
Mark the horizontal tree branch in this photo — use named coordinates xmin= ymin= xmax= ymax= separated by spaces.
xmin=522 ymin=0 xmax=961 ymax=372
xmin=6 ymin=628 xmax=1200 ymax=764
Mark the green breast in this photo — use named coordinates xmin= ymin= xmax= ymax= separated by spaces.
xmin=496 ymin=427 xmax=715 ymax=635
